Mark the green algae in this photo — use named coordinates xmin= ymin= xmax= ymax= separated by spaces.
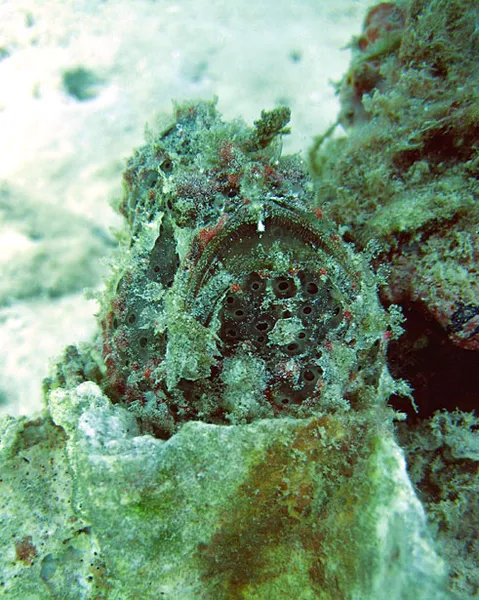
xmin=0 ymin=381 xmax=447 ymax=598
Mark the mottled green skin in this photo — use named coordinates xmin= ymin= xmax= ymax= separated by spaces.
xmin=0 ymin=100 xmax=448 ymax=599
xmin=95 ymin=99 xmax=398 ymax=439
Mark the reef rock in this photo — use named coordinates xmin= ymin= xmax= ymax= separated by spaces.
xmin=310 ymin=1 xmax=479 ymax=595
xmin=311 ymin=0 xmax=479 ymax=352
xmin=0 ymin=380 xmax=446 ymax=599
xmin=0 ymin=100 xmax=447 ymax=598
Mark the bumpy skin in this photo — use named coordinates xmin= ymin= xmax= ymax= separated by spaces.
xmin=98 ymin=100 xmax=393 ymax=438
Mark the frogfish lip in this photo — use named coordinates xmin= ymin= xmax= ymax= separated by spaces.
xmin=184 ymin=196 xmax=360 ymax=312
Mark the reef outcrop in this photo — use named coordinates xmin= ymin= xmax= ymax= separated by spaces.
xmin=1 ymin=0 xmax=478 ymax=597
xmin=311 ymin=0 xmax=479 ymax=352
xmin=0 ymin=100 xmax=446 ymax=599
xmin=310 ymin=1 xmax=479 ymax=596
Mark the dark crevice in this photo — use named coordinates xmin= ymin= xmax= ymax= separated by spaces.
xmin=387 ymin=301 xmax=479 ymax=422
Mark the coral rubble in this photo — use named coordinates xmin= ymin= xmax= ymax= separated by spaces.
xmin=0 ymin=381 xmax=446 ymax=599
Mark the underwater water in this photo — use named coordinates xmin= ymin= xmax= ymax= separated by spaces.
xmin=0 ymin=0 xmax=478 ymax=598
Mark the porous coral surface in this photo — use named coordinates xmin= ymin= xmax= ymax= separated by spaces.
xmin=0 ymin=381 xmax=447 ymax=599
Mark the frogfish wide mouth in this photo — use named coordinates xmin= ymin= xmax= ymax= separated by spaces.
xmin=99 ymin=100 xmax=391 ymax=438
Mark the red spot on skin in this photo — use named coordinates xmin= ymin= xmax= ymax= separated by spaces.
xmin=264 ymin=387 xmax=286 ymax=415
xmin=243 ymin=198 xmax=250 ymax=205
xmin=250 ymin=164 xmax=263 ymax=177
xmin=113 ymin=329 xmax=129 ymax=351
xmin=277 ymin=360 xmax=298 ymax=382
xmin=197 ymin=214 xmax=228 ymax=253
xmin=221 ymin=171 xmax=242 ymax=197
xmin=122 ymin=168 xmax=135 ymax=189
xmin=324 ymin=341 xmax=333 ymax=351
xmin=227 ymin=173 xmax=240 ymax=189
xmin=264 ymin=387 xmax=274 ymax=404
xmin=319 ymin=267 xmax=327 ymax=276
xmin=263 ymin=164 xmax=275 ymax=176
xmin=231 ymin=282 xmax=241 ymax=293
xmin=344 ymin=310 xmax=353 ymax=322
xmin=358 ymin=2 xmax=405 ymax=51
xmin=384 ymin=330 xmax=393 ymax=340
xmin=366 ymin=3 xmax=404 ymax=31
xmin=263 ymin=163 xmax=282 ymax=185
xmin=116 ymin=380 xmax=128 ymax=396
xmin=142 ymin=358 xmax=162 ymax=383
xmin=188 ymin=214 xmax=229 ymax=267
xmin=102 ymin=311 xmax=115 ymax=331
xmin=105 ymin=356 xmax=115 ymax=372
xmin=313 ymin=208 xmax=323 ymax=219
xmin=348 ymin=371 xmax=359 ymax=384
xmin=111 ymin=297 xmax=126 ymax=316
xmin=176 ymin=106 xmax=197 ymax=120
